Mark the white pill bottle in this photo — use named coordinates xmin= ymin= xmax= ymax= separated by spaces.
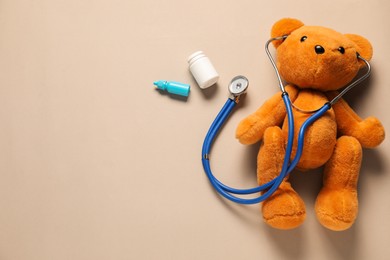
xmin=188 ymin=51 xmax=219 ymax=89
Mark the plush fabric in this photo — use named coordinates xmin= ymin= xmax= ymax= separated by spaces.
xmin=236 ymin=18 xmax=385 ymax=231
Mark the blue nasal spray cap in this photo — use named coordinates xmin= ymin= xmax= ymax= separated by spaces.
xmin=154 ymin=80 xmax=190 ymax=97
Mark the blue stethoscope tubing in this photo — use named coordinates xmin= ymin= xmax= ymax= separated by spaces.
xmin=201 ymin=93 xmax=331 ymax=204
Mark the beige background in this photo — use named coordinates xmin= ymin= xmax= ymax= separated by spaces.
xmin=1 ymin=0 xmax=390 ymax=259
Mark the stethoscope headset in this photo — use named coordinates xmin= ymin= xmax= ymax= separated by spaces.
xmin=201 ymin=35 xmax=371 ymax=204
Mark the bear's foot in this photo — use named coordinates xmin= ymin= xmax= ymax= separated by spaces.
xmin=315 ymin=188 xmax=358 ymax=231
xmin=262 ymin=182 xmax=306 ymax=230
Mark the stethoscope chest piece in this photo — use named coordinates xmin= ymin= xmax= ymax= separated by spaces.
xmin=229 ymin=75 xmax=249 ymax=97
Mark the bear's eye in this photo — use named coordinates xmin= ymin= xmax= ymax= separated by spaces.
xmin=300 ymin=36 xmax=307 ymax=42
xmin=338 ymin=47 xmax=345 ymax=54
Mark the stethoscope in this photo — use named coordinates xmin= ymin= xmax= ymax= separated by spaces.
xmin=201 ymin=35 xmax=371 ymax=205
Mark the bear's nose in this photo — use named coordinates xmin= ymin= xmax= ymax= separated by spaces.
xmin=315 ymin=45 xmax=325 ymax=54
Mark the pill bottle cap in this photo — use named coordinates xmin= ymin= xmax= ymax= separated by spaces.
xmin=187 ymin=51 xmax=206 ymax=65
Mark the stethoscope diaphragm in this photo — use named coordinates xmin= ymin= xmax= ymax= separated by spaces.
xmin=228 ymin=75 xmax=249 ymax=96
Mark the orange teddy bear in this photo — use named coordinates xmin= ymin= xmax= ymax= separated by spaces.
xmin=236 ymin=18 xmax=385 ymax=231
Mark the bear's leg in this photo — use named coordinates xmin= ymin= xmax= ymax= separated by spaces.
xmin=315 ymin=136 xmax=362 ymax=231
xmin=258 ymin=126 xmax=306 ymax=229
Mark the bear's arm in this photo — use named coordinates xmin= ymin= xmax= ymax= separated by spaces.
xmin=326 ymin=92 xmax=385 ymax=148
xmin=236 ymin=85 xmax=298 ymax=145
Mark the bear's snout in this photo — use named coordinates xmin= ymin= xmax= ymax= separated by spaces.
xmin=315 ymin=45 xmax=325 ymax=54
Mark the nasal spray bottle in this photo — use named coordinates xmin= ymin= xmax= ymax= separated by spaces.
xmin=154 ymin=80 xmax=190 ymax=97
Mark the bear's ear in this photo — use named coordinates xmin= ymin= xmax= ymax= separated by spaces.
xmin=271 ymin=18 xmax=304 ymax=48
xmin=345 ymin=34 xmax=373 ymax=67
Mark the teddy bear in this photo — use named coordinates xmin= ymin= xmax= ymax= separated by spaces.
xmin=235 ymin=18 xmax=385 ymax=231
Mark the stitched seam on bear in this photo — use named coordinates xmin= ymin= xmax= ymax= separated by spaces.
xmin=317 ymin=211 xmax=354 ymax=224
xmin=263 ymin=188 xmax=305 ymax=221
xmin=313 ymin=55 xmax=321 ymax=86
xmin=263 ymin=211 xmax=305 ymax=221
